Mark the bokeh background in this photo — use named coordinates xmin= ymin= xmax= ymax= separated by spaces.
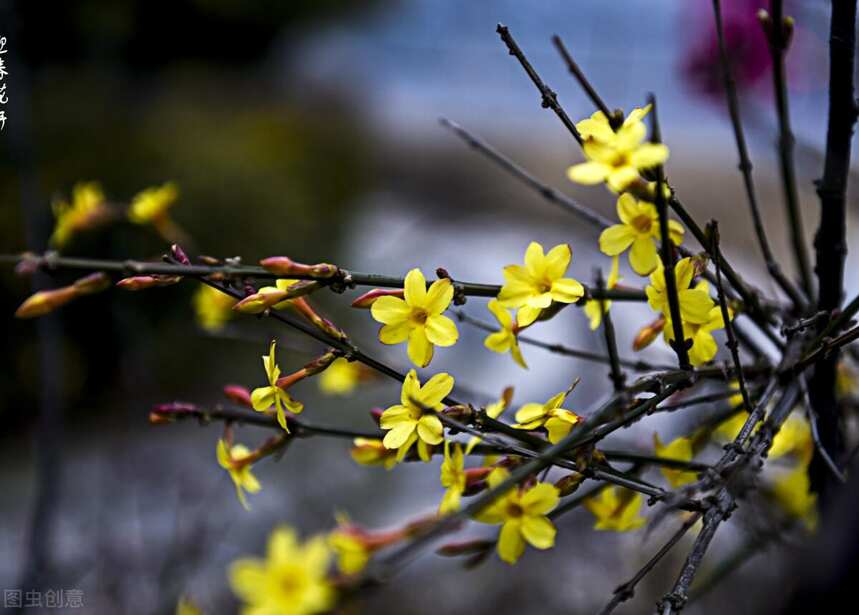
xmin=2 ymin=1 xmax=857 ymax=613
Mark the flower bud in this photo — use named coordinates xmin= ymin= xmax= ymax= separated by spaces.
xmin=436 ymin=539 xmax=495 ymax=557
xmin=116 ymin=275 xmax=182 ymax=290
xmin=73 ymin=272 xmax=111 ymax=294
xmin=369 ymin=408 xmax=384 ymax=426
xmin=15 ymin=287 xmax=77 ymax=318
xmin=223 ymin=385 xmax=253 ymax=408
xmin=555 ymin=472 xmax=585 ymax=496
xmin=233 ymin=288 xmax=291 ymax=314
xmin=170 ymin=243 xmax=191 ymax=265
xmin=148 ymin=411 xmax=173 ymax=425
xmin=633 ymin=316 xmax=666 ymax=351
xmin=260 ymin=256 xmax=339 ymax=279
xmin=351 ymin=288 xmax=405 ymax=309
xmin=275 ymin=369 xmax=308 ymax=390
xmin=304 ymin=351 xmax=338 ymax=377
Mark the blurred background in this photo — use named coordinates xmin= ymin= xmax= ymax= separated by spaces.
xmin=1 ymin=0 xmax=857 ymax=613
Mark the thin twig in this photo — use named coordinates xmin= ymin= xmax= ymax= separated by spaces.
xmin=596 ymin=269 xmax=626 ymax=390
xmin=711 ymin=0 xmax=807 ymax=309
xmin=649 ymin=94 xmax=690 ymax=370
xmin=797 ymin=375 xmax=847 ymax=483
xmin=765 ymin=0 xmax=815 ymax=298
xmin=550 ymin=35 xmax=615 ymax=123
xmin=496 ymin=24 xmax=583 ymax=144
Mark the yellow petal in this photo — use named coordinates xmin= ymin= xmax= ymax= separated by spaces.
xmin=524 ymin=242 xmax=545 ymax=278
xmin=567 ymin=161 xmax=610 ymax=185
xmin=630 ymin=143 xmax=670 ymax=169
xmin=521 ymin=483 xmax=560 ymax=515
xmin=404 ymin=268 xmax=427 ymax=306
xmin=543 ymin=244 xmax=571 ymax=280
xmin=606 ymin=166 xmax=640 ymax=192
xmin=426 ymin=278 xmax=454 ymax=315
xmin=550 ymin=278 xmax=584 ymax=303
xmin=371 ymin=295 xmax=411 ymax=325
xmin=630 ymin=237 xmax=659 ymax=276
xmin=516 ymin=305 xmax=542 ymax=327
xmin=498 ymin=521 xmax=526 ymax=564
xmin=383 ymin=422 xmax=416 ymax=449
xmin=380 ymin=320 xmax=412 ymax=344
xmin=250 ymin=387 xmax=274 ymax=412
xmin=520 ymin=515 xmax=556 ymax=549
xmin=599 ymin=224 xmax=636 ymax=256
xmin=515 ymin=402 xmax=547 ymax=425
xmin=419 ymin=372 xmax=455 ymax=408
xmin=417 ymin=413 xmax=444 ymax=445
xmin=425 ymin=314 xmax=459 ymax=346
xmin=400 ymin=369 xmax=421 ymax=405
xmin=487 ymin=298 xmax=513 ymax=329
xmin=407 ymin=328 xmax=434 ymax=367
xmin=616 ymin=193 xmax=638 ymax=224
xmin=485 ymin=330 xmax=512 ymax=353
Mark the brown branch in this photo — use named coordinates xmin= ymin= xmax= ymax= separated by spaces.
xmin=595 ymin=269 xmax=626 ymax=390
xmin=712 ymin=0 xmax=807 ymax=309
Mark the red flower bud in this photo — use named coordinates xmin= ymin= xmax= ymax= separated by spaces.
xmin=223 ymin=385 xmax=253 ymax=408
xmin=351 ymin=288 xmax=405 ymax=309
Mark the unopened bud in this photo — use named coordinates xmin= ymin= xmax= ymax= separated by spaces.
xmin=14 ymin=253 xmax=40 ymax=276
xmin=223 ymin=385 xmax=253 ymax=408
xmin=116 ymin=275 xmax=182 ymax=290
xmin=260 ymin=256 xmax=339 ymax=279
xmin=442 ymin=404 xmax=472 ymax=421
xmin=633 ymin=316 xmax=666 ymax=351
xmin=293 ymin=298 xmax=349 ymax=341
xmin=15 ymin=287 xmax=77 ymax=318
xmin=351 ymin=288 xmax=405 ymax=309
xmin=170 ymin=244 xmax=191 ymax=265
xmin=436 ymin=539 xmax=494 ymax=557
xmin=148 ymin=411 xmax=173 ymax=425
xmin=73 ymin=272 xmax=111 ymax=294
xmin=369 ymin=408 xmax=384 ymax=426
xmin=233 ymin=288 xmax=291 ymax=314
xmin=304 ymin=351 xmax=338 ymax=376
xmin=555 ymin=472 xmax=585 ymax=496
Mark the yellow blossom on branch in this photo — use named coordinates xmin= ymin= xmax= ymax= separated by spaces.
xmin=583 ymin=486 xmax=647 ymax=532
xmin=229 ymin=526 xmax=334 ymax=615
xmin=645 ymin=257 xmax=714 ymax=324
xmin=50 ymin=181 xmax=112 ymax=248
xmin=599 ymin=193 xmax=684 ymax=275
xmin=370 ymin=268 xmax=458 ymax=367
xmin=567 ymin=106 xmax=669 ymax=192
xmin=439 ymin=441 xmax=466 ymax=514
xmin=514 ymin=388 xmax=582 ymax=444
xmin=770 ymin=464 xmax=817 ymax=531
xmin=474 ymin=468 xmax=560 ymax=564
xmin=193 ymin=284 xmax=236 ymax=331
xmin=175 ymin=596 xmax=203 ymax=615
xmin=583 ymin=256 xmax=621 ymax=330
xmin=497 ymin=242 xmax=584 ymax=327
xmin=319 ymin=358 xmax=363 ymax=395
xmin=216 ymin=439 xmax=261 ymax=510
xmin=575 ymin=105 xmax=651 ymax=142
xmin=251 ymin=340 xmax=304 ymax=431
xmin=653 ymin=433 xmax=697 ymax=488
xmin=483 ymin=299 xmax=527 ymax=367
xmin=349 ymin=438 xmax=398 ymax=470
xmin=665 ymin=303 xmax=730 ymax=366
xmin=379 ymin=369 xmax=453 ymax=462
xmin=128 ymin=182 xmax=178 ymax=224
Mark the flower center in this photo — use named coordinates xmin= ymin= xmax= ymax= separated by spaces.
xmin=410 ymin=308 xmax=429 ymax=325
xmin=632 ymin=214 xmax=653 ymax=234
xmin=506 ymin=502 xmax=525 ymax=518
xmin=537 ymin=280 xmax=552 ymax=294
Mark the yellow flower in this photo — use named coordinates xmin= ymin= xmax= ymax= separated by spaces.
xmin=380 ymin=369 xmax=453 ymax=462
xmin=599 ymin=194 xmax=684 ymax=275
xmin=583 ymin=487 xmax=647 ymax=532
xmin=665 ymin=304 xmax=729 ymax=366
xmin=128 ymin=182 xmax=178 ymax=224
xmin=645 ymin=257 xmax=714 ymax=325
xmin=583 ymin=256 xmax=621 ymax=330
xmin=769 ymin=414 xmax=813 ymax=465
xmin=258 ymin=279 xmax=301 ymax=310
xmin=465 ymin=388 xmax=512 ymax=455
xmin=483 ymin=299 xmax=527 ymax=368
xmin=349 ymin=438 xmax=398 ymax=470
xmin=50 ymin=181 xmax=110 ymax=248
xmin=216 ymin=439 xmax=261 ymax=510
xmin=497 ymin=242 xmax=584 ymax=327
xmin=328 ymin=515 xmax=373 ymax=576
xmin=474 ymin=468 xmax=560 ymax=564
xmin=251 ymin=340 xmax=304 ymax=431
xmin=514 ymin=389 xmax=581 ymax=444
xmin=771 ymin=464 xmax=817 ymax=531
xmin=370 ymin=268 xmax=458 ymax=367
xmin=229 ymin=526 xmax=334 ymax=615
xmin=318 ymin=358 xmax=362 ymax=395
xmin=653 ymin=434 xmax=697 ymax=488
xmin=176 ymin=596 xmax=203 ymax=615
xmin=567 ymin=106 xmax=669 ymax=192
xmin=439 ymin=441 xmax=466 ymax=514
xmin=193 ymin=284 xmax=237 ymax=331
